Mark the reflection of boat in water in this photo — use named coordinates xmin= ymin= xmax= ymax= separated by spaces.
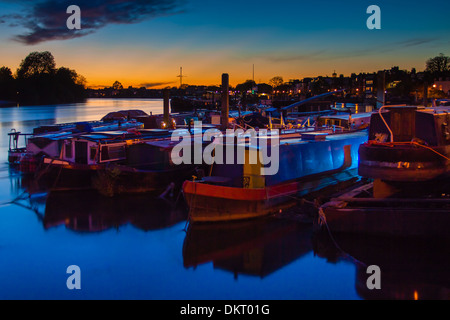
xmin=43 ymin=190 xmax=187 ymax=232
xmin=313 ymin=232 xmax=450 ymax=300
xmin=183 ymin=214 xmax=313 ymax=278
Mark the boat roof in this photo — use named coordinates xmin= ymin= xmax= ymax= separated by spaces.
xmin=321 ymin=112 xmax=372 ymax=120
xmin=216 ymin=129 xmax=367 ymax=149
xmin=380 ymin=105 xmax=450 ymax=115
xmin=78 ymin=130 xmax=172 ymax=142
xmin=419 ymin=106 xmax=450 ymax=115
xmin=145 ymin=139 xmax=177 ymax=149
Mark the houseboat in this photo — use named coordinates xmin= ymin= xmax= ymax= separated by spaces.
xmin=8 ymin=110 xmax=147 ymax=172
xmin=316 ymin=106 xmax=450 ymax=237
xmin=182 ymin=113 xmax=372 ymax=223
xmin=36 ymin=126 xmax=214 ymax=196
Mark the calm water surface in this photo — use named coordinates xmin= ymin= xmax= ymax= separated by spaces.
xmin=0 ymin=99 xmax=448 ymax=300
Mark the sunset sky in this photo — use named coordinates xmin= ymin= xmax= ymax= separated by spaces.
xmin=0 ymin=0 xmax=449 ymax=88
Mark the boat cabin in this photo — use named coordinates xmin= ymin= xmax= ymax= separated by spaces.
xmin=317 ymin=113 xmax=371 ymax=130
xmin=60 ymin=130 xmax=172 ymax=166
xmin=368 ymin=106 xmax=450 ymax=146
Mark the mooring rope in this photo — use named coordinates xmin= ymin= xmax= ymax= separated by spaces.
xmin=183 ymin=176 xmax=197 ymax=231
xmin=0 ymin=190 xmax=32 ymax=208
xmin=378 ymin=106 xmax=394 ymax=143
xmin=317 ymin=206 xmax=367 ymax=267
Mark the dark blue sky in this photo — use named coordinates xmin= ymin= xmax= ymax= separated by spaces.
xmin=0 ymin=0 xmax=449 ymax=87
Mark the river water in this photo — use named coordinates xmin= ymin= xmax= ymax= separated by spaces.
xmin=0 ymin=99 xmax=448 ymax=300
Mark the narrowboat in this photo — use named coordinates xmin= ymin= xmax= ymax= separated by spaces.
xmin=8 ymin=110 xmax=147 ymax=172
xmin=36 ymin=127 xmax=213 ymax=196
xmin=182 ymin=113 xmax=372 ymax=222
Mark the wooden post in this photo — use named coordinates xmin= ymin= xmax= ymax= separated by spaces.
xmin=221 ymin=73 xmax=229 ymax=131
xmin=163 ymin=88 xmax=170 ymax=128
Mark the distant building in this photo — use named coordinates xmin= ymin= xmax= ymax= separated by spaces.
xmin=364 ymin=74 xmax=375 ymax=99
xmin=433 ymin=79 xmax=450 ymax=95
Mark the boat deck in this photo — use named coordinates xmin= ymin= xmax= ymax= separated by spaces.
xmin=317 ymin=182 xmax=450 ymax=237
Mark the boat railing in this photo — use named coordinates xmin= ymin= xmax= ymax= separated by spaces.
xmin=332 ymin=125 xmax=347 ymax=133
xmin=8 ymin=129 xmax=33 ymax=152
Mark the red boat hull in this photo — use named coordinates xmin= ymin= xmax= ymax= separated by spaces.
xmin=183 ymin=168 xmax=358 ymax=222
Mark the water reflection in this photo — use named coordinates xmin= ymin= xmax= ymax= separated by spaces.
xmin=183 ymin=215 xmax=314 ymax=278
xmin=10 ymin=172 xmax=187 ymax=233
xmin=43 ymin=191 xmax=187 ymax=232
xmin=313 ymin=231 xmax=450 ymax=300
xmin=1 ymin=99 xmax=448 ymax=299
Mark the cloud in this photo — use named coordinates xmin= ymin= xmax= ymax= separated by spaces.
xmin=140 ymin=81 xmax=175 ymax=88
xmin=0 ymin=0 xmax=185 ymax=45
xmin=396 ymin=38 xmax=437 ymax=48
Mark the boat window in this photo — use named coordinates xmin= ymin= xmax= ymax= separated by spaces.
xmin=65 ymin=142 xmax=73 ymax=158
xmin=90 ymin=147 xmax=97 ymax=161
xmin=100 ymin=145 xmax=126 ymax=162
xmin=101 ymin=146 xmax=109 ymax=161
xmin=109 ymin=146 xmax=126 ymax=160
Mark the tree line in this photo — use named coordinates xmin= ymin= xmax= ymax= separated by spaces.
xmin=0 ymin=51 xmax=86 ymax=105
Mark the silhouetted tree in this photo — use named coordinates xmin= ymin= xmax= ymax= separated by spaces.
xmin=16 ymin=51 xmax=56 ymax=79
xmin=0 ymin=66 xmax=13 ymax=80
xmin=54 ymin=67 xmax=86 ymax=103
xmin=426 ymin=53 xmax=449 ymax=76
xmin=112 ymin=81 xmax=124 ymax=90
xmin=0 ymin=66 xmax=16 ymax=100
xmin=269 ymin=76 xmax=284 ymax=88
xmin=13 ymin=51 xmax=86 ymax=105
xmin=235 ymin=80 xmax=256 ymax=93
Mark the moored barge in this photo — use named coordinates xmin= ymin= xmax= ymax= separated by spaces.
xmin=317 ymin=106 xmax=450 ymax=237
xmin=183 ymin=113 xmax=372 ymax=223
xmin=35 ymin=126 xmax=215 ymax=196
xmin=358 ymin=106 xmax=450 ymax=183
xmin=8 ymin=110 xmax=147 ymax=172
